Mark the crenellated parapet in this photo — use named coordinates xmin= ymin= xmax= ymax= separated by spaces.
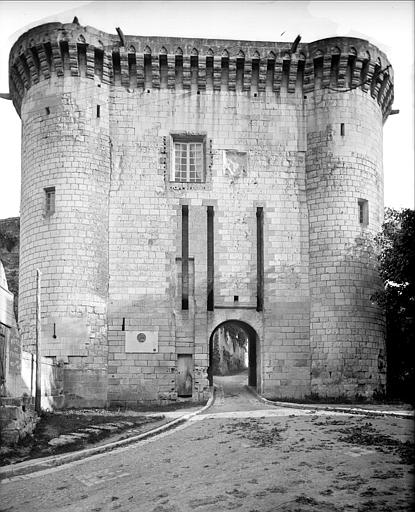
xmin=9 ymin=21 xmax=394 ymax=118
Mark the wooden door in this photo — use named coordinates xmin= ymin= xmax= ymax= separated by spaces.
xmin=176 ymin=354 xmax=193 ymax=397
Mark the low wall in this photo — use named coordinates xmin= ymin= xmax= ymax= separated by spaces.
xmin=0 ymin=396 xmax=38 ymax=445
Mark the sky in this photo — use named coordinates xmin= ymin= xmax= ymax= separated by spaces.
xmin=0 ymin=0 xmax=413 ymax=218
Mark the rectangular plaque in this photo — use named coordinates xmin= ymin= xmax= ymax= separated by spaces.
xmin=125 ymin=331 xmax=159 ymax=353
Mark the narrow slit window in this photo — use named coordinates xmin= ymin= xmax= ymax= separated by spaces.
xmin=182 ymin=205 xmax=189 ymax=310
xmin=340 ymin=123 xmax=345 ymax=136
xmin=256 ymin=207 xmax=264 ymax=312
xmin=207 ymin=206 xmax=214 ymax=311
xmin=96 ymin=105 xmax=101 ymax=118
xmin=45 ymin=187 xmax=55 ymax=215
xmin=358 ymin=199 xmax=369 ymax=226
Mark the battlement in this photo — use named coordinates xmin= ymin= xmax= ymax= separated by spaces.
xmin=9 ymin=22 xmax=394 ymax=118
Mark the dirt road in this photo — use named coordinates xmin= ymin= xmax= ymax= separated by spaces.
xmin=1 ymin=373 xmax=413 ymax=511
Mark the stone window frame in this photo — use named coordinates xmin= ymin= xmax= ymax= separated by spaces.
xmin=44 ymin=186 xmax=56 ymax=217
xmin=169 ymin=132 xmax=208 ymax=184
xmin=358 ymin=198 xmax=369 ymax=227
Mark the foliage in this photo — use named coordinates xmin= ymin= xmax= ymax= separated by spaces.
xmin=0 ymin=229 xmax=19 ymax=253
xmin=373 ymin=207 xmax=415 ymax=401
xmin=0 ymin=218 xmax=20 ymax=319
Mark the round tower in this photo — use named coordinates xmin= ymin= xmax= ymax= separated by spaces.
xmin=9 ymin=23 xmax=112 ymax=406
xmin=305 ymin=37 xmax=393 ymax=398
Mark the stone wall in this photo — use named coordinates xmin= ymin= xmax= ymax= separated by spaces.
xmin=0 ymin=396 xmax=39 ymax=446
xmin=0 ymin=263 xmax=64 ymax=444
xmin=8 ymin=21 xmax=393 ymax=404
xmin=1 ymin=261 xmax=21 ymax=397
xmin=1 ymin=258 xmax=65 ymax=407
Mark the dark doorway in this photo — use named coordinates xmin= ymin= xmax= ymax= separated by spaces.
xmin=208 ymin=320 xmax=258 ymax=388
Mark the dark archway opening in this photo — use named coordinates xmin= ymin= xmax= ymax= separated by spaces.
xmin=208 ymin=320 xmax=257 ymax=388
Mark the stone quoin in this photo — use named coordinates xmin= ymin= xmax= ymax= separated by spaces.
xmin=8 ymin=20 xmax=394 ymax=407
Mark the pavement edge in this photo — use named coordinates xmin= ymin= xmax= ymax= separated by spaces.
xmin=246 ymin=386 xmax=414 ymax=419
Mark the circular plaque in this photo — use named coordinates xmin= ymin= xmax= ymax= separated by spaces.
xmin=137 ymin=333 xmax=146 ymax=343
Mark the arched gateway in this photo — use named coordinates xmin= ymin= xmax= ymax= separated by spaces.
xmin=209 ymin=321 xmax=258 ymax=389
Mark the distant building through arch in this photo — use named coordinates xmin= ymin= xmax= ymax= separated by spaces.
xmin=209 ymin=320 xmax=258 ymax=388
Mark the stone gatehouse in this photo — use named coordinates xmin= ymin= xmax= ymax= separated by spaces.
xmin=8 ymin=20 xmax=393 ymax=406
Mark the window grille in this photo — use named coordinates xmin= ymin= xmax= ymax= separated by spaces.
xmin=172 ymin=139 xmax=204 ymax=182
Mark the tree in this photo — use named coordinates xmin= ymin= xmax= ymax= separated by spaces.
xmin=373 ymin=208 xmax=415 ymax=401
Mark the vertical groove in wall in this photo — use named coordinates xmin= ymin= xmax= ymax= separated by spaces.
xmin=182 ymin=205 xmax=189 ymax=310
xmin=207 ymin=206 xmax=214 ymax=311
xmin=256 ymin=207 xmax=264 ymax=312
